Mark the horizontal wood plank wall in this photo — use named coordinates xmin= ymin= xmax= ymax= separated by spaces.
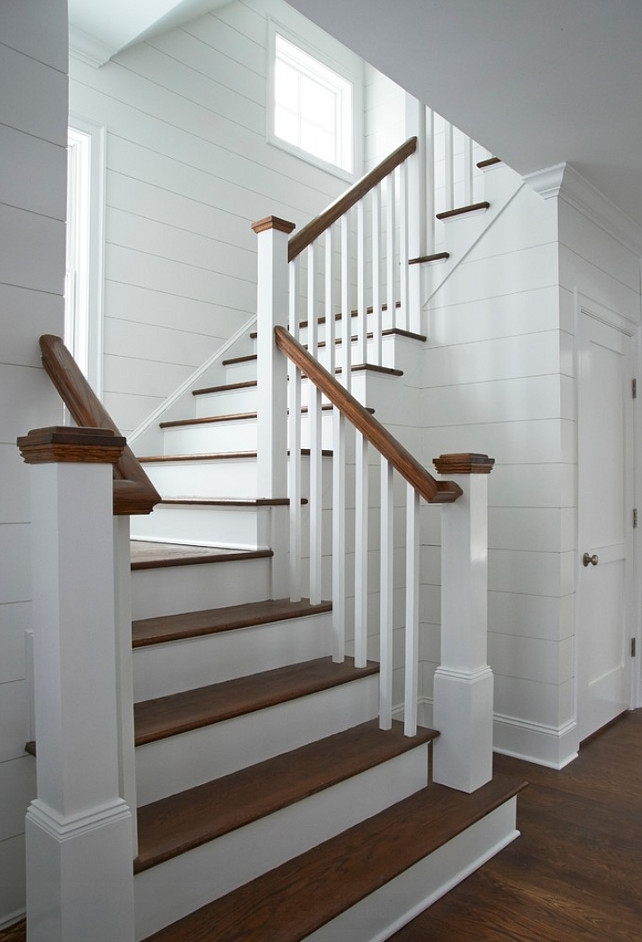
xmin=0 ymin=0 xmax=68 ymax=927
xmin=69 ymin=0 xmax=364 ymax=435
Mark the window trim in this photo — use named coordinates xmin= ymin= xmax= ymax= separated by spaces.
xmin=267 ymin=20 xmax=362 ymax=182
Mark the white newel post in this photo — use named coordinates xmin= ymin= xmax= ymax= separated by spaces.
xmin=18 ymin=426 xmax=135 ymax=942
xmin=252 ymin=216 xmax=295 ymax=500
xmin=432 ymin=453 xmax=495 ymax=793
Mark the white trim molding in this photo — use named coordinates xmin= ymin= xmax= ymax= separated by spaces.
xmin=524 ymin=162 xmax=642 ymax=255
xmin=493 ymin=714 xmax=578 ymax=770
xmin=69 ymin=25 xmax=113 ymax=68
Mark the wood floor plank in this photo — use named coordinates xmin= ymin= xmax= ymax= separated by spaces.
xmin=132 ymin=597 xmax=332 ymax=647
xmin=135 ymin=719 xmax=438 ymax=872
xmin=134 ymin=657 xmax=379 ymax=746
xmin=130 ymin=541 xmax=272 ymax=570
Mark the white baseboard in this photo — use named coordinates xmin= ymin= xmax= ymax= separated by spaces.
xmin=0 ymin=908 xmax=25 ymax=930
xmin=493 ymin=714 xmax=578 ymax=769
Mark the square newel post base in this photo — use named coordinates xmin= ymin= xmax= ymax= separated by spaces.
xmin=26 ymin=800 xmax=134 ymax=942
xmin=432 ymin=666 xmax=494 ymax=792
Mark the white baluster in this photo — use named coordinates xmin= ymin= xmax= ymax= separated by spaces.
xmin=332 ymin=409 xmax=346 ymax=661
xmin=405 ymin=95 xmax=426 ymax=335
xmin=354 ymin=429 xmax=369 ymax=667
xmin=325 ymin=226 xmax=335 ymax=375
xmin=386 ymin=172 xmax=396 ymax=331
xmin=398 ymin=161 xmax=409 ymax=332
xmin=464 ymin=134 xmax=473 ymax=205
xmin=307 ymin=242 xmax=322 ymax=605
xmin=379 ymin=458 xmax=394 ymax=729
xmin=404 ymin=483 xmax=420 ymax=736
xmin=371 ymin=183 xmax=382 ymax=365
xmin=341 ymin=212 xmax=351 ymax=392
xmin=288 ymin=259 xmax=302 ymax=602
xmin=426 ymin=107 xmax=435 ymax=256
xmin=356 ymin=197 xmax=367 ymax=364
xmin=444 ymin=121 xmax=454 ymax=211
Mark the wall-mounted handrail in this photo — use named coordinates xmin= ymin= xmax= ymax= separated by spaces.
xmin=288 ymin=136 xmax=417 ymax=262
xmin=39 ymin=334 xmax=161 ymax=515
xmin=275 ymin=326 xmax=462 ymax=504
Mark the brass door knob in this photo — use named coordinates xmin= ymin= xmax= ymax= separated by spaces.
xmin=582 ymin=552 xmax=599 ymax=567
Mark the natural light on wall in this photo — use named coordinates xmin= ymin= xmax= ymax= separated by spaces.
xmin=273 ymin=33 xmax=353 ymax=174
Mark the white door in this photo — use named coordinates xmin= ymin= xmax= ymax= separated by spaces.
xmin=577 ymin=310 xmax=634 ymax=742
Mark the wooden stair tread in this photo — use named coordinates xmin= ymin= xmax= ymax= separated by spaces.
xmin=132 ymin=597 xmax=332 ymax=647
xmin=142 ymin=772 xmax=527 ymax=942
xmin=160 ymin=497 xmax=292 ymax=506
xmin=134 ymin=656 xmax=379 ymax=746
xmin=160 ymin=412 xmax=256 ymax=429
xmin=139 ymin=451 xmax=256 ymax=463
xmin=477 ymin=156 xmax=502 ymax=169
xmin=436 ymin=200 xmax=490 ymax=220
xmin=222 ymin=354 xmax=257 ymax=367
xmin=408 ymin=251 xmax=450 ymax=265
xmin=130 ymin=541 xmax=272 ymax=571
xmin=135 ymin=719 xmax=438 ymax=872
xmin=192 ymin=380 xmax=256 ymax=397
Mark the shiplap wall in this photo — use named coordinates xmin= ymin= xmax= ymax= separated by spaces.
xmin=0 ymin=0 xmax=68 ymax=927
xmin=69 ymin=0 xmax=363 ymax=436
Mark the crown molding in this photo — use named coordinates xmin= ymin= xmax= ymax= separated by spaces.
xmin=524 ymin=162 xmax=642 ymax=255
xmin=69 ymin=25 xmax=113 ymax=68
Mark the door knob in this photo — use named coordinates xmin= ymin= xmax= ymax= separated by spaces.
xmin=582 ymin=552 xmax=599 ymax=567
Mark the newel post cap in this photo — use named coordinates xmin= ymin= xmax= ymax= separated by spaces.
xmin=17 ymin=426 xmax=126 ymax=465
xmin=251 ymin=215 xmax=296 ymax=235
xmin=433 ymin=453 xmax=495 ymax=475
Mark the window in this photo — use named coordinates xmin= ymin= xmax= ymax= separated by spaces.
xmin=270 ymin=31 xmax=356 ymax=177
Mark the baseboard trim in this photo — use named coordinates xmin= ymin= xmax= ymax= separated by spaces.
xmin=493 ymin=714 xmax=578 ymax=769
xmin=0 ymin=909 xmax=26 ymax=931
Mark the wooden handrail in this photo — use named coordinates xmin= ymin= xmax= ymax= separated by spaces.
xmin=288 ymin=137 xmax=418 ymax=262
xmin=274 ymin=327 xmax=462 ymax=504
xmin=39 ymin=335 xmax=161 ymax=515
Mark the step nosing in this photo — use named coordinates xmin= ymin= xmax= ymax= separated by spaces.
xmin=134 ymin=658 xmax=379 ymax=746
xmin=132 ymin=598 xmax=333 ymax=647
xmin=134 ymin=720 xmax=438 ymax=872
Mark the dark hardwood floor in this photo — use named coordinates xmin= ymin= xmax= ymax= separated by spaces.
xmin=2 ymin=710 xmax=639 ymax=942
xmin=392 ymin=710 xmax=642 ymax=941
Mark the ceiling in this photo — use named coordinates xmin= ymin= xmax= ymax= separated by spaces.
xmin=285 ymin=0 xmax=642 ymax=230
xmin=69 ymin=0 xmax=642 ymax=229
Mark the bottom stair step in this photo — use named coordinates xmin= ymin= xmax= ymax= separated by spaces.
xmin=143 ymin=773 xmax=527 ymax=942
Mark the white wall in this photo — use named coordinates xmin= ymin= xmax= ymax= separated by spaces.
xmin=0 ymin=0 xmax=68 ymax=927
xmin=69 ymin=0 xmax=364 ymax=435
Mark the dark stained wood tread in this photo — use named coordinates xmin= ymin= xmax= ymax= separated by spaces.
xmin=134 ymin=657 xmax=379 ymax=746
xmin=477 ymin=156 xmax=502 ymax=169
xmin=25 ymin=741 xmax=36 ymax=757
xmin=192 ymin=380 xmax=256 ymax=397
xmin=436 ymin=201 xmax=490 ymax=220
xmin=130 ymin=541 xmax=272 ymax=571
xmin=140 ymin=450 xmax=332 ymax=463
xmin=132 ymin=597 xmax=332 ymax=648
xmin=409 ymin=252 xmax=450 ymax=265
xmin=160 ymin=497 xmax=293 ymax=506
xmin=160 ymin=412 xmax=256 ymax=429
xmin=135 ymin=719 xmax=438 ymax=873
xmin=142 ymin=772 xmax=526 ymax=942
xmin=341 ymin=363 xmax=403 ymax=377
xmin=222 ymin=354 xmax=257 ymax=367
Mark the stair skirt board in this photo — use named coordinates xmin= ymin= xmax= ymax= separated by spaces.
xmin=132 ymin=556 xmax=272 ymax=619
xmin=135 ymin=673 xmax=380 ymax=804
xmin=134 ymin=745 xmax=430 ymax=940
xmin=133 ymin=612 xmax=333 ymax=701
xmin=305 ymin=797 xmax=519 ymax=942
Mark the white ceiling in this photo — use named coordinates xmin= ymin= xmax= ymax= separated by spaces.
xmin=285 ymin=0 xmax=642 ymax=229
xmin=68 ymin=0 xmax=642 ymax=228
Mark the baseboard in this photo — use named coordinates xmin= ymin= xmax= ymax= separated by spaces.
xmin=493 ymin=714 xmax=578 ymax=769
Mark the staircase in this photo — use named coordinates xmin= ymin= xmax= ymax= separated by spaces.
xmin=22 ymin=121 xmax=527 ymax=942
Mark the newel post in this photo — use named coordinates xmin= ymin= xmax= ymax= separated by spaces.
xmin=252 ymin=215 xmax=295 ymax=498
xmin=432 ymin=453 xmax=495 ymax=793
xmin=17 ymin=427 xmax=135 ymax=942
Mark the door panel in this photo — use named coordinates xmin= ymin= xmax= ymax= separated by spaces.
xmin=577 ymin=311 xmax=632 ymax=741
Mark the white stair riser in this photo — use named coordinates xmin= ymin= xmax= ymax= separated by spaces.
xmin=194 ymin=386 xmax=257 ymax=418
xmin=130 ymin=504 xmax=273 ymax=548
xmin=135 ymin=674 xmax=379 ymax=804
xmin=141 ymin=458 xmax=258 ymax=498
xmin=131 ymin=555 xmax=271 ymax=619
xmin=134 ymin=744 xmax=429 ymax=941
xmin=305 ymin=798 xmax=519 ymax=942
xmin=133 ymin=613 xmax=333 ymax=701
xmin=223 ymin=360 xmax=257 ymax=384
xmin=162 ymin=419 xmax=257 ymax=454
